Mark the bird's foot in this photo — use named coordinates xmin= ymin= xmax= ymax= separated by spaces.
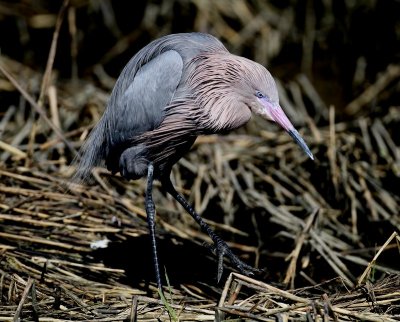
xmin=206 ymin=237 xmax=264 ymax=282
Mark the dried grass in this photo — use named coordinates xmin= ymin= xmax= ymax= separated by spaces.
xmin=0 ymin=0 xmax=399 ymax=320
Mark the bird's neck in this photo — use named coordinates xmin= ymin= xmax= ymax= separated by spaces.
xmin=187 ymin=54 xmax=252 ymax=132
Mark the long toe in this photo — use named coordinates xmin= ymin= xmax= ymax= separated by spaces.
xmin=211 ymin=238 xmax=263 ymax=282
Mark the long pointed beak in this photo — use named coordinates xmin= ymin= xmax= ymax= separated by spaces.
xmin=261 ymin=100 xmax=314 ymax=160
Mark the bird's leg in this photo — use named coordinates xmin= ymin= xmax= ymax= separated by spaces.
xmin=145 ymin=163 xmax=162 ymax=289
xmin=161 ymin=177 xmax=262 ymax=282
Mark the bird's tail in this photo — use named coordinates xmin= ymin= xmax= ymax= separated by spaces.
xmin=70 ymin=118 xmax=107 ymax=185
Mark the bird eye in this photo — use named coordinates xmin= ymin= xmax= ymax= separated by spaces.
xmin=255 ymin=91 xmax=264 ymax=98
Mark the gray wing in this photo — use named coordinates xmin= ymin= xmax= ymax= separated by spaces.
xmin=106 ymin=50 xmax=183 ymax=147
xmin=103 ymin=33 xmax=227 ymax=167
xmin=104 ymin=50 xmax=183 ymax=172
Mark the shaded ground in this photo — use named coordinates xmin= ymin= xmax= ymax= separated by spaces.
xmin=0 ymin=0 xmax=399 ymax=320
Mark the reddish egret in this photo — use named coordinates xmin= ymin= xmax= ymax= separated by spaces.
xmin=74 ymin=32 xmax=313 ymax=288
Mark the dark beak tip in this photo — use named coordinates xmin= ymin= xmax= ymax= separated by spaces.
xmin=288 ymin=129 xmax=314 ymax=161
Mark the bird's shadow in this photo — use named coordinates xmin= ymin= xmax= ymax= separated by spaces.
xmin=93 ymin=233 xmax=233 ymax=293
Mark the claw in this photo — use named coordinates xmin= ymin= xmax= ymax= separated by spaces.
xmin=208 ymin=237 xmax=263 ymax=282
xmin=217 ymin=249 xmax=225 ymax=283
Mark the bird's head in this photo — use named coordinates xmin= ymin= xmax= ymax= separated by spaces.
xmin=240 ymin=60 xmax=314 ymax=160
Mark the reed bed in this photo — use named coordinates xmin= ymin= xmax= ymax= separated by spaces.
xmin=0 ymin=0 xmax=399 ymax=320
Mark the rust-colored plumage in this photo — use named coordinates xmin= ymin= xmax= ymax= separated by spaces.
xmin=74 ymin=33 xmax=313 ymax=289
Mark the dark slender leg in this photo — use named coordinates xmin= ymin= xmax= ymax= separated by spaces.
xmin=145 ymin=163 xmax=162 ymax=289
xmin=161 ymin=177 xmax=262 ymax=282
